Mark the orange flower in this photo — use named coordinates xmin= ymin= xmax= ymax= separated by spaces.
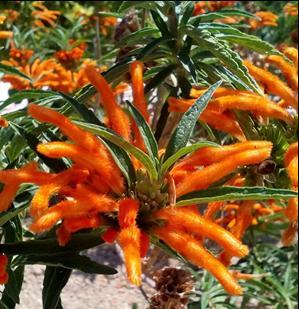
xmin=249 ymin=12 xmax=278 ymax=30
xmin=0 ymin=31 xmax=13 ymax=39
xmin=0 ymin=254 xmax=9 ymax=285
xmin=32 ymin=1 xmax=60 ymax=28
xmin=154 ymin=227 xmax=242 ymax=295
xmin=0 ymin=116 xmax=8 ymax=128
xmin=0 ymin=162 xmax=54 ymax=212
xmin=174 ymin=143 xmax=272 ymax=196
xmin=282 ymin=142 xmax=298 ymax=246
xmin=244 ymin=48 xmax=298 ymax=111
xmin=84 ymin=66 xmax=131 ymax=141
xmin=9 ymin=48 xmax=33 ymax=64
xmin=284 ymin=3 xmax=298 ymax=16
xmin=193 ymin=1 xmax=236 ymax=16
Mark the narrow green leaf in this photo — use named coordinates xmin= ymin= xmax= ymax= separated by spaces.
xmin=151 ymin=10 xmax=171 ymax=37
xmin=0 ymin=204 xmax=28 ymax=227
xmin=42 ymin=266 xmax=71 ymax=309
xmin=180 ymin=1 xmax=194 ymax=26
xmin=117 ymin=27 xmax=159 ymax=47
xmin=0 ymin=90 xmax=57 ymax=111
xmin=161 ymin=141 xmax=219 ymax=175
xmin=1 ymin=266 xmax=24 ymax=306
xmin=176 ymin=186 xmax=297 ymax=206
xmin=0 ymin=231 xmax=104 ymax=255
xmin=186 ymin=27 xmax=262 ymax=93
xmin=20 ymin=253 xmax=117 ymax=275
xmin=127 ymin=101 xmax=159 ymax=159
xmin=0 ymin=63 xmax=31 ymax=81
xmin=144 ymin=64 xmax=176 ymax=94
xmin=196 ymin=23 xmax=286 ymax=58
xmin=137 ymin=37 xmax=175 ymax=60
xmin=163 ymin=80 xmax=221 ymax=161
xmin=9 ymin=123 xmax=66 ymax=173
xmin=74 ymin=121 xmax=158 ymax=180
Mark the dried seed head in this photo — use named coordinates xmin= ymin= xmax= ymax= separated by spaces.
xmin=149 ymin=267 xmax=194 ymax=309
xmin=257 ymin=159 xmax=276 ymax=175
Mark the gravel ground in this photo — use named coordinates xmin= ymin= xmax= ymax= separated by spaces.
xmin=15 ymin=244 xmax=157 ymax=309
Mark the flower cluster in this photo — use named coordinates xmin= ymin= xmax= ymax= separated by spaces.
xmin=0 ymin=61 xmax=280 ymax=295
xmin=31 ymin=1 xmax=60 ymax=28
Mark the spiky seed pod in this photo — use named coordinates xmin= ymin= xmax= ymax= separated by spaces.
xmin=149 ymin=267 xmax=193 ymax=309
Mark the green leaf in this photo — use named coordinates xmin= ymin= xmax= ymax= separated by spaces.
xmin=176 ymin=186 xmax=297 ymax=206
xmin=42 ymin=266 xmax=71 ymax=309
xmin=127 ymin=101 xmax=159 ymax=159
xmin=196 ymin=23 xmax=285 ymax=58
xmin=117 ymin=27 xmax=160 ymax=47
xmin=0 ymin=63 xmax=31 ymax=81
xmin=137 ymin=37 xmax=175 ymax=60
xmin=19 ymin=253 xmax=117 ymax=275
xmin=180 ymin=1 xmax=194 ymax=26
xmin=191 ymin=9 xmax=255 ymax=23
xmin=1 ymin=266 xmax=24 ymax=307
xmin=144 ymin=64 xmax=176 ymax=94
xmin=151 ymin=10 xmax=171 ymax=37
xmin=161 ymin=141 xmax=219 ymax=176
xmin=163 ymin=80 xmax=221 ymax=161
xmin=186 ymin=27 xmax=262 ymax=94
xmin=102 ymin=140 xmax=136 ymax=190
xmin=74 ymin=121 xmax=158 ymax=181
xmin=9 ymin=123 xmax=66 ymax=172
xmin=0 ymin=231 xmax=104 ymax=255
xmin=0 ymin=90 xmax=57 ymax=111
xmin=0 ymin=204 xmax=28 ymax=227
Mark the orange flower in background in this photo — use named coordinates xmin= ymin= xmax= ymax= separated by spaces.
xmin=0 ymin=116 xmax=8 ymax=128
xmin=9 ymin=47 xmax=34 ymax=65
xmin=0 ymin=31 xmax=13 ymax=39
xmin=194 ymin=1 xmax=236 ymax=16
xmin=99 ymin=16 xmax=118 ymax=36
xmin=284 ymin=3 xmax=298 ymax=16
xmin=249 ymin=11 xmax=278 ymax=30
xmin=32 ymin=1 xmax=60 ymax=28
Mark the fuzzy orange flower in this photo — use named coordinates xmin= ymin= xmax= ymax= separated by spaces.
xmin=249 ymin=11 xmax=278 ymax=30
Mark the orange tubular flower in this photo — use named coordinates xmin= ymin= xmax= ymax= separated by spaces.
xmin=282 ymin=142 xmax=298 ymax=245
xmin=244 ymin=58 xmax=298 ymax=111
xmin=284 ymin=3 xmax=298 ymax=16
xmin=219 ymin=201 xmax=254 ymax=266
xmin=32 ymin=1 xmax=60 ymax=28
xmin=154 ymin=207 xmax=249 ymax=258
xmin=0 ymin=254 xmax=9 ymax=285
xmin=28 ymin=104 xmax=124 ymax=195
xmin=130 ymin=61 xmax=150 ymax=123
xmin=174 ymin=144 xmax=272 ymax=196
xmin=0 ymin=116 xmax=8 ymax=128
xmin=84 ymin=66 xmax=131 ymax=141
xmin=117 ymin=198 xmax=142 ymax=286
xmin=154 ymin=227 xmax=242 ymax=295
xmin=0 ymin=31 xmax=13 ymax=39
xmin=118 ymin=226 xmax=142 ymax=286
xmin=249 ymin=12 xmax=278 ymax=30
xmin=30 ymin=194 xmax=116 ymax=233
xmin=173 ymin=141 xmax=272 ymax=172
xmin=0 ymin=162 xmax=54 ymax=212
xmin=30 ymin=167 xmax=89 ymax=218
